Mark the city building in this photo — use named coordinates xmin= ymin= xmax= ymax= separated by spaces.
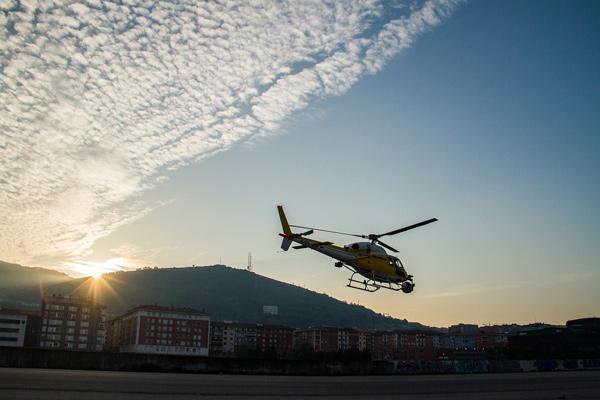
xmin=104 ymin=316 xmax=122 ymax=352
xmin=295 ymin=326 xmax=339 ymax=352
xmin=295 ymin=327 xmax=373 ymax=353
xmin=114 ymin=305 xmax=210 ymax=356
xmin=210 ymin=321 xmax=294 ymax=357
xmin=372 ymin=330 xmax=439 ymax=360
xmin=477 ymin=326 xmax=508 ymax=350
xmin=233 ymin=322 xmax=257 ymax=354
xmin=256 ymin=324 xmax=294 ymax=355
xmin=0 ymin=310 xmax=28 ymax=347
xmin=442 ymin=324 xmax=479 ymax=351
xmin=397 ymin=330 xmax=437 ymax=360
xmin=373 ymin=331 xmax=399 ymax=359
xmin=0 ymin=309 xmax=42 ymax=348
xmin=209 ymin=320 xmax=234 ymax=355
xmin=507 ymin=317 xmax=600 ymax=358
xmin=337 ymin=327 xmax=372 ymax=351
xmin=39 ymin=295 xmax=106 ymax=351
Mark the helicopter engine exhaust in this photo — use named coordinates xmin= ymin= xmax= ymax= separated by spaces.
xmin=401 ymin=280 xmax=414 ymax=294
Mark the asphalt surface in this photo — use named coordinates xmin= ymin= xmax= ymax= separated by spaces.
xmin=0 ymin=368 xmax=599 ymax=399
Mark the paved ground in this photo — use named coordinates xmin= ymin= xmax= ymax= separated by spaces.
xmin=0 ymin=368 xmax=599 ymax=399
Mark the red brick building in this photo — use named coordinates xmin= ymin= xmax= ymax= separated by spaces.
xmin=438 ymin=324 xmax=508 ymax=357
xmin=295 ymin=327 xmax=373 ymax=353
xmin=209 ymin=321 xmax=294 ymax=357
xmin=476 ymin=326 xmax=508 ymax=350
xmin=397 ymin=330 xmax=437 ymax=360
xmin=110 ymin=305 xmax=210 ymax=356
xmin=373 ymin=331 xmax=399 ymax=359
xmin=295 ymin=327 xmax=339 ymax=352
xmin=256 ymin=324 xmax=294 ymax=355
xmin=373 ymin=330 xmax=438 ymax=360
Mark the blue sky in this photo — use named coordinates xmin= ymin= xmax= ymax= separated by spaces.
xmin=1 ymin=1 xmax=598 ymax=326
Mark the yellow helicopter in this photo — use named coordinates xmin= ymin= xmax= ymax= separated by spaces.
xmin=277 ymin=206 xmax=437 ymax=293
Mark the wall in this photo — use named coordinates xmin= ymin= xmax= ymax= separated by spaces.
xmin=1 ymin=347 xmax=600 ymax=375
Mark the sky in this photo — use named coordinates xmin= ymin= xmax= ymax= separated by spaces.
xmin=1 ymin=0 xmax=599 ymax=327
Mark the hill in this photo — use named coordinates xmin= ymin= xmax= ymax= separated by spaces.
xmin=45 ymin=265 xmax=424 ymax=330
xmin=0 ymin=260 xmax=72 ymax=309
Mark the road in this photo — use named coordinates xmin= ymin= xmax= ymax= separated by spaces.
xmin=0 ymin=368 xmax=599 ymax=399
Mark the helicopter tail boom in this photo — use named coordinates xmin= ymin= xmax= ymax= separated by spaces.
xmin=278 ymin=205 xmax=293 ymax=251
xmin=277 ymin=205 xmax=292 ymax=236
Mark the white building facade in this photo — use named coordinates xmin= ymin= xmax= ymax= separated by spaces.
xmin=0 ymin=313 xmax=27 ymax=347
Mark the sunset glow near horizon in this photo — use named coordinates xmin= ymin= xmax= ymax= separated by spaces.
xmin=1 ymin=1 xmax=599 ymax=327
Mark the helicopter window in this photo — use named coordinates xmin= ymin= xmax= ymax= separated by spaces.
xmin=351 ymin=243 xmax=359 ymax=250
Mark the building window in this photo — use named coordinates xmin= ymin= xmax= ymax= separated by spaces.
xmin=0 ymin=318 xmax=21 ymax=324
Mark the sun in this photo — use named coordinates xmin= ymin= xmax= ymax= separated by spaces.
xmin=89 ymin=267 xmax=104 ymax=279
xmin=68 ymin=257 xmax=126 ymax=279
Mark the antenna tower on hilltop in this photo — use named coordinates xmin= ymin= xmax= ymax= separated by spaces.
xmin=247 ymin=252 xmax=253 ymax=272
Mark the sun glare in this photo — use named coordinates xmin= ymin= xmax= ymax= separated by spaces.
xmin=89 ymin=268 xmax=104 ymax=279
xmin=68 ymin=257 xmax=126 ymax=279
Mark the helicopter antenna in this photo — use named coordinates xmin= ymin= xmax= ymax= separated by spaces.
xmin=247 ymin=252 xmax=253 ymax=272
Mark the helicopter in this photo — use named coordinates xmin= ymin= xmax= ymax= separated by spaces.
xmin=277 ymin=206 xmax=437 ymax=293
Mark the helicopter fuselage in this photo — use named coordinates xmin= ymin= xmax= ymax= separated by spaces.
xmin=281 ymin=234 xmax=410 ymax=283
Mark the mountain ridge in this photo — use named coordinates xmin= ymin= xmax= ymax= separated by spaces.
xmin=2 ymin=262 xmax=426 ymax=330
xmin=0 ymin=260 xmax=73 ymax=310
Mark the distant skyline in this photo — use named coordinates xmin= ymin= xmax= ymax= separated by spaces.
xmin=1 ymin=1 xmax=599 ymax=326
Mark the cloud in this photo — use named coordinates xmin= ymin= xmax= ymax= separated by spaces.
xmin=0 ymin=0 xmax=460 ymax=267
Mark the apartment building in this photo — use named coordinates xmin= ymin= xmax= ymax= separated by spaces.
xmin=295 ymin=326 xmax=372 ymax=353
xmin=210 ymin=321 xmax=294 ymax=357
xmin=39 ymin=295 xmax=106 ymax=351
xmin=0 ymin=311 xmax=27 ymax=347
xmin=114 ymin=305 xmax=210 ymax=356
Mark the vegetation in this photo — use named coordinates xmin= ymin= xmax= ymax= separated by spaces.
xmin=1 ymin=262 xmax=424 ymax=330
xmin=0 ymin=261 xmax=71 ymax=309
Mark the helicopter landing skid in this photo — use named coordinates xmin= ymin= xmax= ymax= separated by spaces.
xmin=346 ymin=272 xmax=402 ymax=293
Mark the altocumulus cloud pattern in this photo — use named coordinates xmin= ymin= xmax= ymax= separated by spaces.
xmin=0 ymin=0 xmax=459 ymax=266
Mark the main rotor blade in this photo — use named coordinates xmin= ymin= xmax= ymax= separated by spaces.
xmin=289 ymin=225 xmax=363 ymax=238
xmin=378 ymin=218 xmax=438 ymax=237
xmin=376 ymin=240 xmax=399 ymax=253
